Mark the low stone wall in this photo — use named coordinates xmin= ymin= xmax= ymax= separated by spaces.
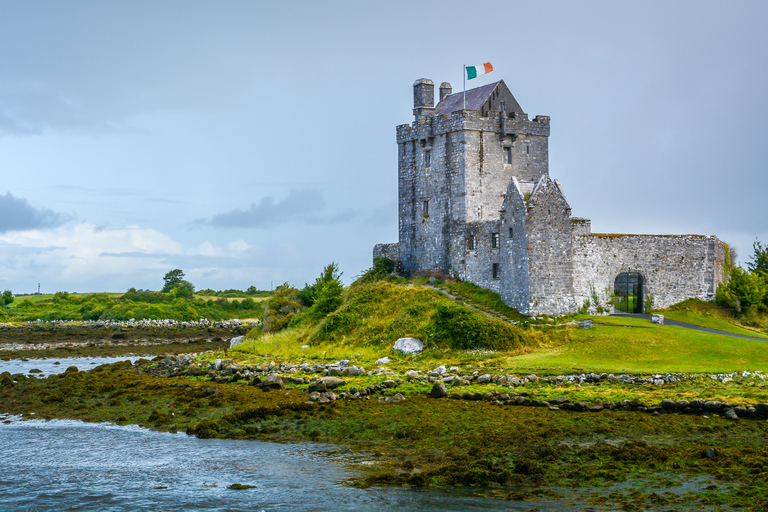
xmin=572 ymin=233 xmax=726 ymax=311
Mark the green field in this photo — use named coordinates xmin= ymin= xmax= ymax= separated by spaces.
xmin=506 ymin=318 xmax=768 ymax=374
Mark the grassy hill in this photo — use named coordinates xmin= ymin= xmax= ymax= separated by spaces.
xmin=232 ymin=280 xmax=768 ymax=375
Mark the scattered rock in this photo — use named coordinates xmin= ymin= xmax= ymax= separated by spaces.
xmin=477 ymin=374 xmax=491 ymax=384
xmin=393 ymin=337 xmax=425 ymax=354
xmin=579 ymin=320 xmax=592 ymax=329
xmin=309 ymin=376 xmax=346 ymax=392
xmin=704 ymin=447 xmax=718 ymax=459
xmin=261 ymin=374 xmax=285 ymax=390
xmin=430 ymin=381 xmax=447 ymax=398
xmin=375 ymin=357 xmax=391 ymax=365
xmin=652 ymin=314 xmax=665 ymax=325
xmin=228 ymin=336 xmax=245 ymax=349
xmin=724 ymin=408 xmax=739 ymax=420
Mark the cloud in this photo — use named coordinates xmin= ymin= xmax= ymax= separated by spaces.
xmin=204 ymin=188 xmax=354 ymax=229
xmin=0 ymin=192 xmax=69 ymax=233
xmin=0 ymin=222 xmax=255 ymax=292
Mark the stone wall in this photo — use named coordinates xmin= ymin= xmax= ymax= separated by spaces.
xmin=524 ymin=178 xmax=579 ymax=316
xmin=572 ymin=233 xmax=726 ymax=311
xmin=373 ymin=243 xmax=399 ymax=263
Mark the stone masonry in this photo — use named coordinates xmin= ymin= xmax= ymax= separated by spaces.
xmin=374 ymin=78 xmax=726 ymax=316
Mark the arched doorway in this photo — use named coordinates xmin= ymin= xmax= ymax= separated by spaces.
xmin=614 ymin=272 xmax=644 ymax=313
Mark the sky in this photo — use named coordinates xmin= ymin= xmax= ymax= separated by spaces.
xmin=1 ymin=0 xmax=767 ymax=294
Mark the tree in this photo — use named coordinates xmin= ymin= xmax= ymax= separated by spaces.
xmin=298 ymin=263 xmax=344 ymax=315
xmin=171 ymin=280 xmax=195 ymax=298
xmin=747 ymin=239 xmax=768 ymax=277
xmin=162 ymin=269 xmax=185 ymax=292
xmin=262 ymin=283 xmax=303 ymax=332
xmin=1 ymin=290 xmax=12 ymax=307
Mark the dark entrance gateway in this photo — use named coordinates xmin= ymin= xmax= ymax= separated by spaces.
xmin=614 ymin=272 xmax=644 ymax=313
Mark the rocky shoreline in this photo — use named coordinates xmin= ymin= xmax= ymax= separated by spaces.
xmin=141 ymin=355 xmax=768 ymax=420
xmin=0 ymin=320 xmax=254 ymax=359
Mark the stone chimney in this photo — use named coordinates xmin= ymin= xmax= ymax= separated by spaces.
xmin=439 ymin=82 xmax=452 ymax=102
xmin=413 ymin=78 xmax=435 ymax=120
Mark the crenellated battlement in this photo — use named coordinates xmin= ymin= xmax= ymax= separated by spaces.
xmin=396 ymin=109 xmax=549 ymax=144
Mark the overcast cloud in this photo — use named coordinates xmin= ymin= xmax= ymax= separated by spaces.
xmin=0 ymin=192 xmax=68 ymax=233
xmin=0 ymin=0 xmax=766 ymax=293
xmin=205 ymin=188 xmax=354 ymax=229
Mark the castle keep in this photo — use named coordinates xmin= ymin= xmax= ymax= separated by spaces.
xmin=374 ymin=78 xmax=726 ymax=316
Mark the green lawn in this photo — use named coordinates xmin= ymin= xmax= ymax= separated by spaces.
xmin=660 ymin=309 xmax=768 ymax=339
xmin=506 ymin=317 xmax=768 ymax=374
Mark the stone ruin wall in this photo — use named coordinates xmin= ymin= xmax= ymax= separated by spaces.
xmin=523 ymin=180 xmax=579 ymax=317
xmin=572 ymin=230 xmax=726 ymax=311
xmin=373 ymin=243 xmax=399 ymax=263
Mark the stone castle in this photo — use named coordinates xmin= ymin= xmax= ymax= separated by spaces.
xmin=374 ymin=78 xmax=726 ymax=316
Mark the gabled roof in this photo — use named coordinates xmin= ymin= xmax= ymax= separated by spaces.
xmin=435 ymin=80 xmax=524 ymax=116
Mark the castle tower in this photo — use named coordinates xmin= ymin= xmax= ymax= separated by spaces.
xmin=396 ymin=78 xmax=552 ymax=289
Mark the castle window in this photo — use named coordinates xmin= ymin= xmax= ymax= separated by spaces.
xmin=492 ymin=263 xmax=500 ymax=279
xmin=424 ymin=150 xmax=431 ymax=167
xmin=491 ymin=232 xmax=500 ymax=248
xmin=422 ymin=200 xmax=429 ymax=216
xmin=503 ymin=146 xmax=512 ymax=164
xmin=526 ymin=145 xmax=530 ymax=154
xmin=509 ymin=227 xmax=514 ymax=238
xmin=468 ymin=234 xmax=476 ymax=250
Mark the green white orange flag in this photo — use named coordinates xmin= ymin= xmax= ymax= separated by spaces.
xmin=466 ymin=62 xmax=493 ymax=79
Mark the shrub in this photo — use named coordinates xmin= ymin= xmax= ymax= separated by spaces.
xmin=354 ymin=257 xmax=396 ymax=285
xmin=430 ymin=301 xmax=526 ymax=350
xmin=298 ymin=263 xmax=344 ymax=316
xmin=262 ymin=283 xmax=304 ymax=332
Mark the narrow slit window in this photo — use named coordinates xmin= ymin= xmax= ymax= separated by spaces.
xmin=491 ymin=232 xmax=500 ymax=248
xmin=492 ymin=263 xmax=500 ymax=279
xmin=468 ymin=234 xmax=476 ymax=250
xmin=423 ymin=200 xmax=429 ymax=216
xmin=526 ymin=145 xmax=530 ymax=154
xmin=424 ymin=150 xmax=431 ymax=167
xmin=509 ymin=227 xmax=514 ymax=238
xmin=503 ymin=146 xmax=512 ymax=164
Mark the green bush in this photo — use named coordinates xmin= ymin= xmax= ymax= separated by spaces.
xmin=262 ymin=284 xmax=304 ymax=332
xmin=430 ymin=301 xmax=526 ymax=350
xmin=354 ymin=257 xmax=396 ymax=285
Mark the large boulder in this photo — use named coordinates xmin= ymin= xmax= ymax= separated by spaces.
xmin=229 ymin=336 xmax=245 ymax=349
xmin=308 ymin=377 xmax=346 ymax=392
xmin=393 ymin=337 xmax=425 ymax=354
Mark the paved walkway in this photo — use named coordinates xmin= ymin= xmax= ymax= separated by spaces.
xmin=611 ymin=312 xmax=768 ymax=341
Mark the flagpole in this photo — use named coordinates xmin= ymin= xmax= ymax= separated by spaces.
xmin=463 ymin=65 xmax=466 ymax=109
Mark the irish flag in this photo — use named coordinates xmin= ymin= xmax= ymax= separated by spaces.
xmin=466 ymin=62 xmax=493 ymax=80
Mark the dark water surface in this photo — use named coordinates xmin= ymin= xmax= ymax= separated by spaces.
xmin=0 ymin=416 xmax=594 ymax=512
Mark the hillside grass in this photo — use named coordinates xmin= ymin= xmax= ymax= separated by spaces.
xmin=505 ymin=318 xmax=768 ymax=374
xmin=652 ymin=300 xmax=768 ymax=339
xmin=234 ymin=282 xmax=768 ymax=375
xmin=231 ymin=281 xmax=535 ymax=365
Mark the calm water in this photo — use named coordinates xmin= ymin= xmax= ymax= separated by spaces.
xmin=0 ymin=417 xmax=595 ymax=512
xmin=0 ymin=357 xmax=143 ymax=377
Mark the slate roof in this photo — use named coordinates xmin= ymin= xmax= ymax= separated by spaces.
xmin=435 ymin=81 xmax=501 ymax=116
